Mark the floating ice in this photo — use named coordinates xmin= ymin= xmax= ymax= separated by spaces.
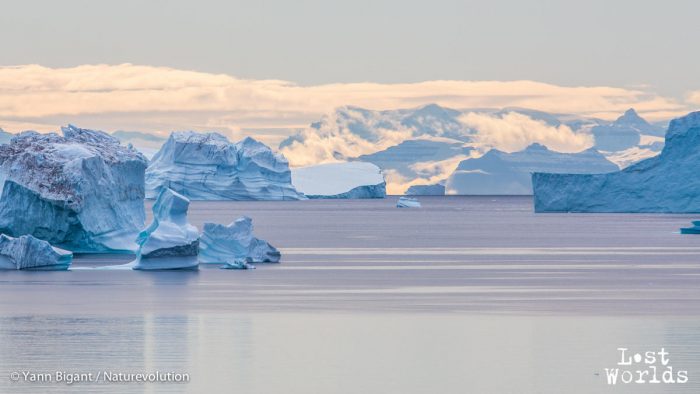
xmin=0 ymin=125 xmax=147 ymax=252
xmin=146 ymin=132 xmax=304 ymax=200
xmin=131 ymin=188 xmax=199 ymax=270
xmin=533 ymin=111 xmax=700 ymax=213
xmin=0 ymin=234 xmax=72 ymax=270
xmin=199 ymin=216 xmax=280 ymax=268
xmin=397 ymin=197 xmax=421 ymax=208
xmin=292 ymin=162 xmax=386 ymax=198
xmin=680 ymin=221 xmax=700 ymax=234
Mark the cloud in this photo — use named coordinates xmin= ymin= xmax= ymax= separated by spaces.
xmin=0 ymin=64 xmax=690 ymax=142
xmin=460 ymin=112 xmax=594 ymax=153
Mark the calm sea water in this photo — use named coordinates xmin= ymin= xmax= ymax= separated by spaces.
xmin=1 ymin=196 xmax=700 ymax=393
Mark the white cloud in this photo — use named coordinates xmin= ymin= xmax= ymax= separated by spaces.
xmin=0 ymin=64 xmax=690 ymax=140
xmin=460 ymin=112 xmax=594 ymax=153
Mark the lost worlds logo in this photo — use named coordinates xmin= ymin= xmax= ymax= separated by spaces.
xmin=604 ymin=348 xmax=688 ymax=385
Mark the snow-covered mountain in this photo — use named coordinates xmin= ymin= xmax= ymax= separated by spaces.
xmin=446 ymin=143 xmax=619 ymax=195
xmin=280 ymin=104 xmax=665 ymax=194
xmin=591 ymin=108 xmax=665 ymax=151
xmin=533 ymin=111 xmax=700 ymax=213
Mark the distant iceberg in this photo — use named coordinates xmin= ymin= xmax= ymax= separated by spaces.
xmin=397 ymin=197 xmax=421 ymax=208
xmin=406 ymin=184 xmax=445 ymax=196
xmin=533 ymin=111 xmax=700 ymax=213
xmin=0 ymin=125 xmax=147 ymax=252
xmin=199 ymin=216 xmax=280 ymax=268
xmin=680 ymin=221 xmax=700 ymax=234
xmin=447 ymin=143 xmax=618 ymax=195
xmin=292 ymin=162 xmax=386 ymax=198
xmin=131 ymin=188 xmax=199 ymax=270
xmin=0 ymin=234 xmax=72 ymax=270
xmin=146 ymin=132 xmax=304 ymax=200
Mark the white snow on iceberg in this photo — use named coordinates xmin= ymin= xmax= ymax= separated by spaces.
xmin=292 ymin=162 xmax=386 ymax=198
xmin=0 ymin=125 xmax=147 ymax=252
xmin=199 ymin=216 xmax=280 ymax=268
xmin=131 ymin=188 xmax=199 ymax=270
xmin=146 ymin=132 xmax=304 ymax=200
xmin=0 ymin=234 xmax=72 ymax=270
xmin=533 ymin=111 xmax=700 ymax=213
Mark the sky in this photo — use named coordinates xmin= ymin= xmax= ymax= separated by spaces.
xmin=1 ymin=0 xmax=700 ymax=144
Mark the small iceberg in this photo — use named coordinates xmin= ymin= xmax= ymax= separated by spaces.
xmin=131 ymin=188 xmax=199 ymax=270
xmin=680 ymin=221 xmax=700 ymax=234
xmin=0 ymin=234 xmax=72 ymax=270
xmin=397 ymin=197 xmax=421 ymax=208
xmin=199 ymin=216 xmax=280 ymax=268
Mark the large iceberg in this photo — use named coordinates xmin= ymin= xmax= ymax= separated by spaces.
xmin=292 ymin=162 xmax=386 ymax=198
xmin=0 ymin=125 xmax=147 ymax=252
xmin=0 ymin=128 xmax=13 ymax=144
xmin=199 ymin=216 xmax=280 ymax=269
xmin=145 ymin=131 xmax=304 ymax=200
xmin=446 ymin=143 xmax=618 ymax=195
xmin=0 ymin=234 xmax=72 ymax=270
xmin=532 ymin=111 xmax=700 ymax=213
xmin=131 ymin=188 xmax=199 ymax=270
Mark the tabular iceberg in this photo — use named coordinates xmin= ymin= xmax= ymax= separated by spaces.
xmin=0 ymin=125 xmax=147 ymax=252
xmin=292 ymin=162 xmax=386 ymax=198
xmin=533 ymin=111 xmax=700 ymax=213
xmin=146 ymin=132 xmax=304 ymax=200
xmin=397 ymin=197 xmax=421 ymax=208
xmin=406 ymin=184 xmax=445 ymax=196
xmin=131 ymin=188 xmax=199 ymax=270
xmin=0 ymin=234 xmax=72 ymax=270
xmin=680 ymin=221 xmax=700 ymax=234
xmin=199 ymin=216 xmax=280 ymax=269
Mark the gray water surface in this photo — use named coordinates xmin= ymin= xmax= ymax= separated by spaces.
xmin=1 ymin=196 xmax=699 ymax=393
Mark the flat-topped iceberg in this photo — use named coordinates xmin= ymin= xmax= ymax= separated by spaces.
xmin=199 ymin=216 xmax=280 ymax=269
xmin=406 ymin=184 xmax=445 ymax=196
xmin=397 ymin=197 xmax=421 ymax=208
xmin=0 ymin=234 xmax=72 ymax=270
xmin=292 ymin=162 xmax=386 ymax=198
xmin=0 ymin=125 xmax=147 ymax=252
xmin=131 ymin=188 xmax=199 ymax=270
xmin=146 ymin=132 xmax=304 ymax=200
xmin=533 ymin=111 xmax=700 ymax=213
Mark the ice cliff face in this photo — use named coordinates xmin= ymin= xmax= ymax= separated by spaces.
xmin=146 ymin=132 xmax=304 ymax=200
xmin=199 ymin=216 xmax=280 ymax=268
xmin=0 ymin=125 xmax=147 ymax=252
xmin=131 ymin=188 xmax=199 ymax=270
xmin=533 ymin=111 xmax=700 ymax=213
xmin=292 ymin=162 xmax=386 ymax=198
xmin=446 ymin=143 xmax=618 ymax=195
xmin=0 ymin=234 xmax=72 ymax=270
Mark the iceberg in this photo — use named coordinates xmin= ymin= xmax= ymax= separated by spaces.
xmin=199 ymin=216 xmax=280 ymax=268
xmin=446 ymin=143 xmax=618 ymax=195
xmin=406 ymin=184 xmax=445 ymax=196
xmin=0 ymin=128 xmax=13 ymax=144
xmin=0 ymin=234 xmax=72 ymax=270
xmin=0 ymin=125 xmax=147 ymax=252
xmin=397 ymin=197 xmax=421 ymax=208
xmin=680 ymin=221 xmax=700 ymax=234
xmin=532 ymin=111 xmax=700 ymax=213
xmin=292 ymin=162 xmax=386 ymax=198
xmin=145 ymin=132 xmax=304 ymax=200
xmin=131 ymin=188 xmax=199 ymax=270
